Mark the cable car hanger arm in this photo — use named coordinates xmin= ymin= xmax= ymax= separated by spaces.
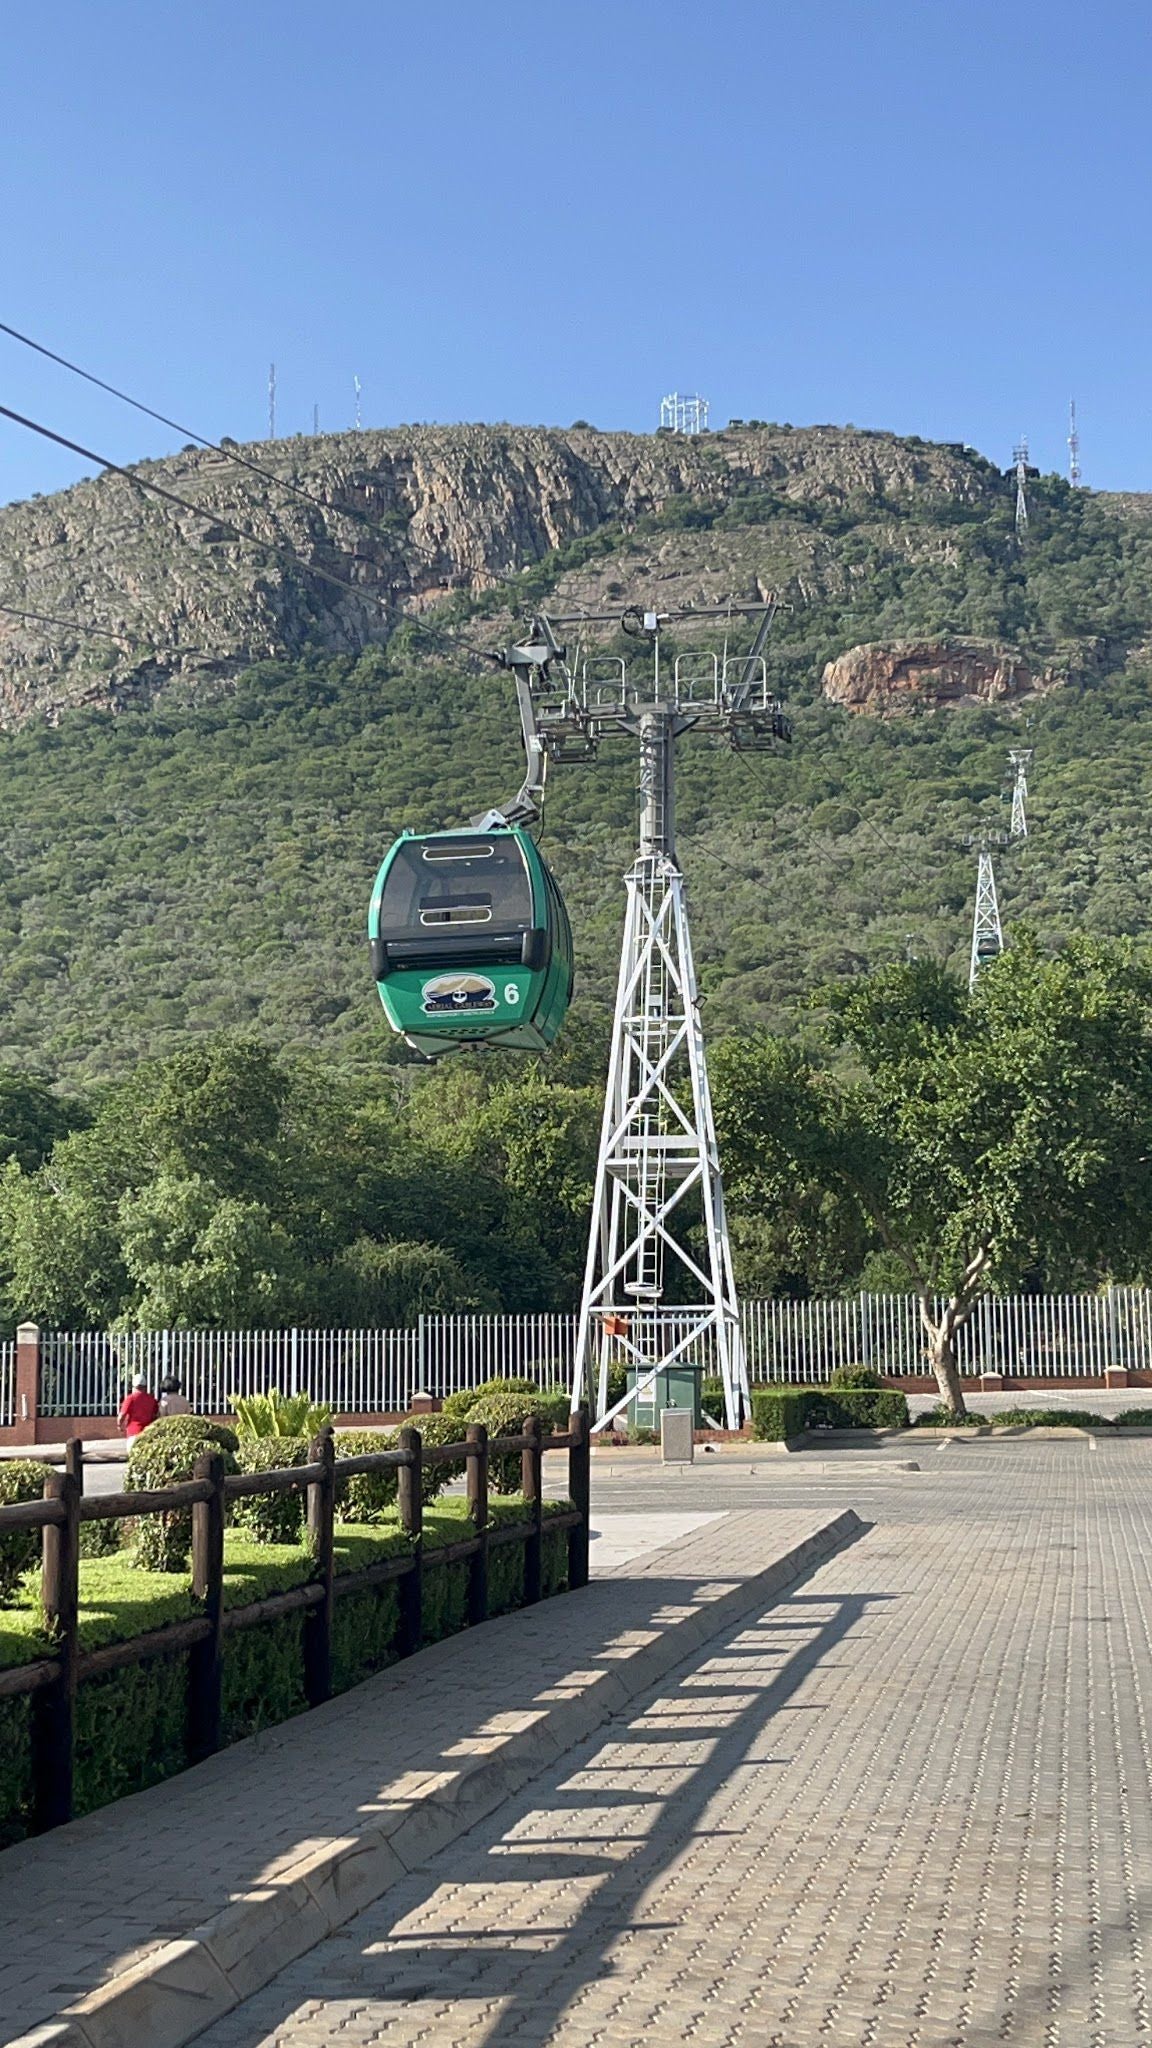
xmin=475 ymin=629 xmax=567 ymax=829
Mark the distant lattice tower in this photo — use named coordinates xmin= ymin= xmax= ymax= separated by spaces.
xmin=660 ymin=392 xmax=709 ymax=434
xmin=1068 ymin=399 xmax=1082 ymax=487
xmin=1008 ymin=747 xmax=1034 ymax=838
xmin=1013 ymin=437 xmax=1030 ymax=537
xmin=969 ymin=848 xmax=1005 ymax=987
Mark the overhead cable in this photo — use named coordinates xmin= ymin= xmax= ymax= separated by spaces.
xmin=0 ymin=317 xmax=415 ymax=556
xmin=0 ymin=601 xmax=129 ymax=641
xmin=0 ymin=402 xmax=391 ymax=615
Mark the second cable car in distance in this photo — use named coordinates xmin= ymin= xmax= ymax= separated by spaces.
xmin=368 ymin=824 xmax=573 ymax=1056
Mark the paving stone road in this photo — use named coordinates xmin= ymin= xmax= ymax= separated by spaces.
xmin=193 ymin=1440 xmax=1152 ymax=2048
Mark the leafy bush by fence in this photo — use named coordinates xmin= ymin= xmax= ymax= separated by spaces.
xmin=751 ymin=1386 xmax=910 ymax=1440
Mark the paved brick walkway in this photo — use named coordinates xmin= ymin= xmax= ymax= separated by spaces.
xmin=191 ymin=1441 xmax=1152 ymax=2048
xmin=0 ymin=1506 xmax=836 ymax=2043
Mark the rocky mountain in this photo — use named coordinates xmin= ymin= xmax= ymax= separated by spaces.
xmin=2 ymin=418 xmax=1152 ymax=1085
xmin=0 ymin=423 xmax=998 ymax=728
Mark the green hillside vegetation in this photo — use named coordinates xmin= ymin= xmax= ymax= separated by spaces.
xmin=0 ymin=455 xmax=1150 ymax=1088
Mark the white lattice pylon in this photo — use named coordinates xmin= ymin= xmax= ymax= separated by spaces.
xmin=969 ymin=849 xmax=1004 ymax=988
xmin=571 ymin=852 xmax=749 ymax=1431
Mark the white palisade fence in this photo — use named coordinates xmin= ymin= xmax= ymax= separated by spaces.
xmin=29 ymin=1288 xmax=1152 ymax=1419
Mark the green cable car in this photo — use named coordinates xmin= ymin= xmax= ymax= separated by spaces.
xmin=368 ymin=827 xmax=574 ymax=1056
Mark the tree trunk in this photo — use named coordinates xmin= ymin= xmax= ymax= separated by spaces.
xmin=919 ymin=1292 xmax=968 ymax=1418
xmin=927 ymin=1322 xmax=967 ymax=1418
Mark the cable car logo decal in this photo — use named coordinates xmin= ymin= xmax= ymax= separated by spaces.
xmin=421 ymin=972 xmax=497 ymax=1014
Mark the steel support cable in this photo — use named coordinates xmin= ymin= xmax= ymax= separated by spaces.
xmin=0 ymin=601 xmax=128 ymax=641
xmin=0 ymin=402 xmax=393 ymax=616
xmin=0 ymin=317 xmax=432 ymax=562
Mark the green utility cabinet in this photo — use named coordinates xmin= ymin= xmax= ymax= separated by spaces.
xmin=626 ymin=1363 xmax=702 ymax=1430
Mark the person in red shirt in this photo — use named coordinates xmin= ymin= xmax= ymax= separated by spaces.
xmin=118 ymin=1376 xmax=160 ymax=1438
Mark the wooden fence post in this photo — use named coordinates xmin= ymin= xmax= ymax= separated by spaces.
xmin=33 ymin=1469 xmax=80 ymax=1831
xmin=466 ymin=1422 xmax=488 ymax=1626
xmin=64 ymin=1438 xmax=84 ymax=1490
xmin=188 ymin=1451 xmax=225 ymax=1762
xmin=305 ymin=1426 xmax=335 ymax=1706
xmin=397 ymin=1425 xmax=423 ymax=1656
xmin=567 ymin=1407 xmax=590 ymax=1591
xmin=522 ymin=1416 xmax=543 ymax=1606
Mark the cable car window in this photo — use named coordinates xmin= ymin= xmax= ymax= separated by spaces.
xmin=378 ymin=836 xmax=533 ymax=936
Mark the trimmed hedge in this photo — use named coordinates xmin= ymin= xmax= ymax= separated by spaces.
xmin=0 ymin=1495 xmax=574 ymax=1844
xmin=334 ymin=1416 xmax=463 ymax=1523
xmin=232 ymin=1436 xmax=310 ymax=1544
xmin=750 ymin=1389 xmax=810 ymax=1441
xmin=0 ymin=1460 xmax=52 ymax=1600
xmin=750 ymin=1385 xmax=910 ymax=1440
xmin=126 ymin=1417 xmax=240 ymax=1571
xmin=441 ymin=1375 xmax=538 ymax=1422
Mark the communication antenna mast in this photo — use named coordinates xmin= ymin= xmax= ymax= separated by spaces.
xmin=492 ymin=602 xmax=790 ymax=1431
xmin=353 ymin=376 xmax=362 ymax=431
xmin=313 ymin=403 xmax=320 ymax=437
xmin=1008 ymin=746 xmax=1034 ymax=838
xmin=1068 ymin=399 xmax=1081 ymax=487
xmin=268 ymin=363 xmax=276 ymax=441
xmin=660 ymin=392 xmax=709 ymax=434
xmin=1013 ymin=437 xmax=1029 ymax=537
xmin=966 ymin=832 xmax=1008 ymax=987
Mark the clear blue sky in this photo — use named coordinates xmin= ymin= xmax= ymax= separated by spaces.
xmin=2 ymin=0 xmax=1149 ymax=504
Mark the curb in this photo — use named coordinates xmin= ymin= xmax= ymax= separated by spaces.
xmin=13 ymin=1509 xmax=864 ymax=2048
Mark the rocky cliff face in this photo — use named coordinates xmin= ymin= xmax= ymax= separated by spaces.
xmin=0 ymin=424 xmax=996 ymax=729
xmin=821 ymin=639 xmax=1063 ymax=716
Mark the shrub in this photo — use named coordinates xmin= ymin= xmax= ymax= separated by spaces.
xmin=992 ymin=1406 xmax=1111 ymax=1430
xmin=828 ymin=1362 xmax=886 ymax=1390
xmin=79 ymin=1516 xmax=124 ymax=1559
xmin=333 ymin=1429 xmax=398 ymax=1523
xmin=126 ymin=1416 xmax=239 ymax=1571
xmin=466 ymin=1391 xmax=567 ymax=1493
xmin=700 ymin=1375 xmax=726 ymax=1418
xmin=1115 ymin=1409 xmax=1152 ymax=1427
xmin=911 ymin=1405 xmax=981 ymax=1427
xmin=440 ymin=1376 xmax=538 ymax=1422
xmin=806 ymin=1388 xmax=910 ymax=1430
xmin=0 ymin=1460 xmax=52 ymax=1600
xmin=402 ymin=1414 xmax=466 ymax=1501
xmin=232 ymin=1436 xmax=310 ymax=1543
xmin=230 ymin=1388 xmax=332 ymax=1439
xmin=750 ymin=1389 xmax=808 ymax=1442
xmin=749 ymin=1386 xmax=909 ymax=1437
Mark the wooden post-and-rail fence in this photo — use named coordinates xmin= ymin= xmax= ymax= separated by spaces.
xmin=0 ymin=1413 xmax=592 ymax=1836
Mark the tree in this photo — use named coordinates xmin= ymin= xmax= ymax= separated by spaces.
xmin=118 ymin=1173 xmax=304 ymax=1328
xmin=0 ymin=1072 xmax=85 ymax=1173
xmin=713 ymin=939 xmax=1152 ymax=1415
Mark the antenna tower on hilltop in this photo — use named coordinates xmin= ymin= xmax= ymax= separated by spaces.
xmin=1014 ymin=436 xmax=1030 ymax=537
xmin=968 ymin=842 xmax=1006 ymax=987
xmin=660 ymin=392 xmax=709 ymax=434
xmin=268 ymin=363 xmax=276 ymax=441
xmin=1008 ymin=747 xmax=1034 ymax=838
xmin=1068 ymin=399 xmax=1082 ymax=487
xmin=353 ymin=376 xmax=362 ymax=431
xmin=492 ymin=603 xmax=790 ymax=1431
